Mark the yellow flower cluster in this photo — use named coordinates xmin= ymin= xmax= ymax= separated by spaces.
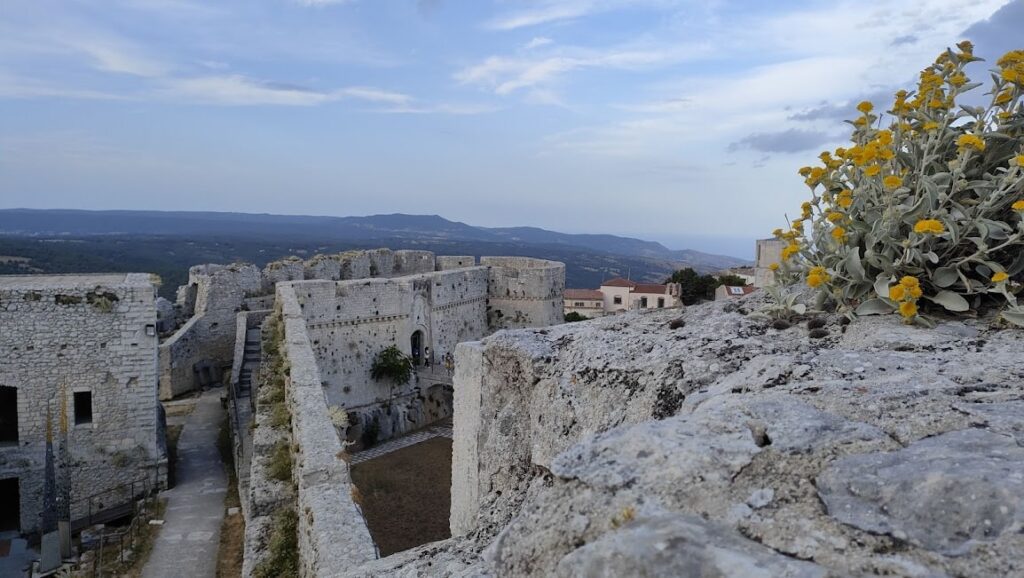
xmin=889 ymin=276 xmax=923 ymax=321
xmin=831 ymin=226 xmax=847 ymax=243
xmin=837 ymin=189 xmax=853 ymax=209
xmin=998 ymin=50 xmax=1024 ymax=85
xmin=913 ymin=219 xmax=945 ymax=234
xmin=1013 ymin=200 xmax=1024 ymax=211
xmin=883 ymin=175 xmax=902 ymax=190
xmin=992 ymin=271 xmax=1009 ymax=283
xmin=956 ymin=134 xmax=986 ymax=153
xmin=781 ymin=243 xmax=800 ymax=260
xmin=806 ymin=266 xmax=831 ymax=288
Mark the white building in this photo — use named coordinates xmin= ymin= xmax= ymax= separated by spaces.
xmin=563 ymin=278 xmax=682 ymax=318
xmin=564 ymin=289 xmax=605 ymax=318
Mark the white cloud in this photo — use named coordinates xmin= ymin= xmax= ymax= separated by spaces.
xmin=155 ymin=75 xmax=491 ymax=113
xmin=72 ymin=38 xmax=168 ymax=77
xmin=456 ymin=43 xmax=702 ymax=96
xmin=336 ymin=86 xmax=413 ymax=105
xmin=541 ymin=0 xmax=1013 ymax=157
xmin=524 ymin=37 xmax=554 ymax=50
xmin=0 ymin=70 xmax=127 ymax=101
xmin=486 ymin=2 xmax=596 ymax=30
xmin=485 ymin=0 xmax=678 ymax=30
xmin=160 ymin=76 xmax=417 ymax=106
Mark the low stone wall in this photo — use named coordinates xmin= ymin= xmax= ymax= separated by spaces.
xmin=279 ymin=285 xmax=377 ymax=576
xmin=438 ymin=294 xmax=1024 ymax=577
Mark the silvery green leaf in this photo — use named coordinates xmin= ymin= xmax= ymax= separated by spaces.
xmin=1001 ymin=311 xmax=1024 ymax=327
xmin=874 ymin=274 xmax=892 ymax=298
xmin=924 ymin=251 xmax=939 ymax=264
xmin=1008 ymin=248 xmax=1024 ymax=276
xmin=933 ymin=267 xmax=959 ymax=288
xmin=856 ymin=298 xmax=895 ymax=316
xmin=845 ymin=247 xmax=866 ymax=282
xmin=791 ymin=303 xmax=806 ymax=315
xmin=927 ymin=290 xmax=970 ymax=312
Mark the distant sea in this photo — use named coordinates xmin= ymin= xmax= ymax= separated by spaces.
xmin=648 ymin=234 xmax=757 ymax=261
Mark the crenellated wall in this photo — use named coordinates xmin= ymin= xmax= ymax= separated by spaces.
xmin=482 ymin=256 xmax=565 ymax=330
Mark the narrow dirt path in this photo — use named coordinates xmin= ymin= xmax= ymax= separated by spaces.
xmin=142 ymin=390 xmax=227 ymax=578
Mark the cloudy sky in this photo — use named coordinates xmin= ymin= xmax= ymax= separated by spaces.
xmin=1 ymin=0 xmax=1021 ymax=257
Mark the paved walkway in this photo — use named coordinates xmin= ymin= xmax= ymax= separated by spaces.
xmin=143 ymin=389 xmax=227 ymax=578
xmin=0 ymin=531 xmax=35 ymax=577
xmin=349 ymin=418 xmax=453 ymax=465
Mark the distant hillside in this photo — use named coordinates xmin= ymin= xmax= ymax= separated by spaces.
xmin=0 ymin=209 xmax=750 ymax=297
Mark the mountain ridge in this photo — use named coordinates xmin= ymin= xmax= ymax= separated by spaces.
xmin=0 ymin=208 xmax=749 ymax=266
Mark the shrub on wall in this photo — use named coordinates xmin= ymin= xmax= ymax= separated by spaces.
xmin=370 ymin=345 xmax=413 ymax=386
xmin=773 ymin=43 xmax=1024 ymax=326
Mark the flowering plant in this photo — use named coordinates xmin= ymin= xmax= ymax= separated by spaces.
xmin=773 ymin=42 xmax=1024 ymax=326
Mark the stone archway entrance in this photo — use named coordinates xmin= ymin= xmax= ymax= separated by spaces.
xmin=410 ymin=330 xmax=424 ymax=366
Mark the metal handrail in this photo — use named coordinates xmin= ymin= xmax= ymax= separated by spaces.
xmin=71 ymin=474 xmax=155 ymax=529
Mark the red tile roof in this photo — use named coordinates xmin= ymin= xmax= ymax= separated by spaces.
xmin=600 ymin=278 xmax=638 ymax=288
xmin=565 ymin=289 xmax=604 ymax=300
xmin=722 ymin=285 xmax=757 ymax=297
xmin=633 ymin=283 xmax=669 ymax=295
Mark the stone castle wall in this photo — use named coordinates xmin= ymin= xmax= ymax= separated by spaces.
xmin=0 ymin=274 xmax=166 ymax=533
xmin=278 ymin=286 xmax=377 ymax=575
xmin=159 ymin=264 xmax=262 ymax=399
xmin=163 ymin=250 xmax=565 ymax=401
xmin=482 ymin=256 xmax=564 ymax=330
xmin=290 ymin=266 xmax=491 ymax=446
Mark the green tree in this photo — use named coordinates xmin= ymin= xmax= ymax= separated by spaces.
xmin=370 ymin=345 xmax=413 ymax=386
xmin=665 ymin=268 xmax=720 ymax=304
xmin=717 ymin=274 xmax=749 ymax=288
xmin=564 ymin=311 xmax=588 ymax=322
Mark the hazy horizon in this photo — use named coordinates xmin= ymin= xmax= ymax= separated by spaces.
xmin=2 ymin=0 xmax=1021 ymax=249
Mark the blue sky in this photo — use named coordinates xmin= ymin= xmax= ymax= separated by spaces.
xmin=1 ymin=0 xmax=1022 ymax=257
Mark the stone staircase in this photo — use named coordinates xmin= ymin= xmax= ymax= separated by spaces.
xmin=237 ymin=328 xmax=261 ymax=397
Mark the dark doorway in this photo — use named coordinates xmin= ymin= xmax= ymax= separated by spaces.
xmin=410 ymin=331 xmax=423 ymax=366
xmin=0 ymin=387 xmax=16 ymax=444
xmin=0 ymin=478 xmax=19 ymax=532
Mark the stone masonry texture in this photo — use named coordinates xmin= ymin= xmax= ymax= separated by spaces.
xmin=343 ymin=290 xmax=1024 ymax=577
xmin=0 ymin=274 xmax=166 ymax=534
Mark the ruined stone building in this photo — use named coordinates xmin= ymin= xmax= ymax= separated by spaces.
xmin=0 ymin=274 xmax=167 ymax=535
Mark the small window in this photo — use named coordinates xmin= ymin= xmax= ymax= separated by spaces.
xmin=613 ymin=295 xmax=622 ymax=305
xmin=729 ymin=287 xmax=745 ymax=295
xmin=658 ymin=298 xmax=665 ymax=308
xmin=640 ymin=297 xmax=648 ymax=308
xmin=574 ymin=301 xmax=584 ymax=307
xmin=74 ymin=392 xmax=93 ymax=425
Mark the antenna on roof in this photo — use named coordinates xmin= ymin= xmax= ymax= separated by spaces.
xmin=626 ymin=267 xmax=630 ymax=280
